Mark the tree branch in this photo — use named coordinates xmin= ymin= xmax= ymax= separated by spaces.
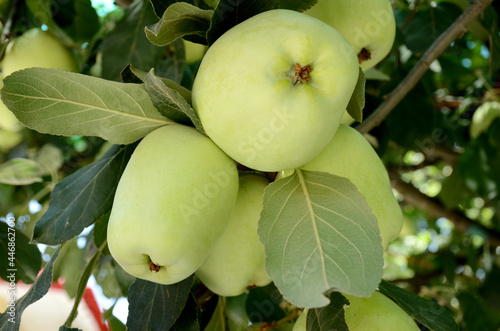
xmin=388 ymin=170 xmax=500 ymax=247
xmin=357 ymin=0 xmax=494 ymax=134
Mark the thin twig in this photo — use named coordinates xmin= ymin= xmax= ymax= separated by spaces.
xmin=357 ymin=0 xmax=494 ymax=134
xmin=388 ymin=170 xmax=500 ymax=246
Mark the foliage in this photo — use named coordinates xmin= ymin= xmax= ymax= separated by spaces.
xmin=0 ymin=0 xmax=498 ymax=330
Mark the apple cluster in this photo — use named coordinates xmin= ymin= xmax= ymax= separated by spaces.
xmin=107 ymin=0 xmax=403 ymax=308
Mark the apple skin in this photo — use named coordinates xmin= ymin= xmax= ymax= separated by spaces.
xmin=293 ymin=291 xmax=419 ymax=331
xmin=2 ymin=28 xmax=78 ymax=77
xmin=192 ymin=9 xmax=359 ymax=172
xmin=280 ymin=124 xmax=402 ymax=249
xmin=470 ymin=101 xmax=500 ymax=139
xmin=0 ymin=28 xmax=78 ymax=131
xmin=107 ymin=125 xmax=239 ymax=285
xmin=305 ymin=0 xmax=396 ymax=71
xmin=196 ymin=174 xmax=271 ymax=296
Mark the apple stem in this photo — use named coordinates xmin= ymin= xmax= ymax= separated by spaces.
xmin=293 ymin=63 xmax=314 ymax=85
xmin=358 ymin=48 xmax=372 ymax=64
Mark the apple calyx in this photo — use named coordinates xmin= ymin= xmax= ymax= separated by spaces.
xmin=149 ymin=259 xmax=161 ymax=272
xmin=294 ymin=63 xmax=313 ymax=85
xmin=358 ymin=48 xmax=372 ymax=64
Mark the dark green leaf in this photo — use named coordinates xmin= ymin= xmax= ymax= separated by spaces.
xmin=51 ymin=0 xmax=100 ymax=42
xmin=307 ymin=293 xmax=349 ymax=331
xmin=144 ymin=69 xmax=205 ymax=133
xmin=383 ymin=82 xmax=436 ymax=149
xmin=258 ymin=170 xmax=384 ymax=308
xmin=480 ymin=7 xmax=500 ymax=73
xmin=93 ymin=212 xmax=110 ymax=251
xmin=126 ymin=275 xmax=195 ymax=331
xmin=207 ymin=0 xmax=279 ymax=45
xmin=171 ymin=294 xmax=200 ymax=331
xmin=379 ymin=280 xmax=459 ymax=331
xmin=458 ymin=133 xmax=500 ymax=200
xmin=346 ymin=68 xmax=366 ymax=123
xmin=32 ymin=144 xmax=137 ymax=245
xmin=145 ymin=2 xmax=212 ymax=46
xmin=404 ymin=3 xmax=462 ymax=54
xmin=0 ymin=221 xmax=42 ymax=284
xmin=458 ymin=292 xmax=500 ymax=331
xmin=25 ymin=0 xmax=73 ymax=45
xmin=278 ymin=0 xmax=317 ymax=12
xmin=101 ymin=0 xmax=167 ymax=81
xmin=246 ymin=284 xmax=286 ymax=323
xmin=0 ymin=247 xmax=60 ymax=331
xmin=122 ymin=64 xmax=192 ymax=104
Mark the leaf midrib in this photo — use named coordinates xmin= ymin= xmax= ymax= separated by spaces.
xmin=296 ymin=169 xmax=329 ymax=288
xmin=2 ymin=91 xmax=173 ymax=125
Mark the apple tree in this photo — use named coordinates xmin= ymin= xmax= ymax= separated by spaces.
xmin=0 ymin=0 xmax=499 ymax=330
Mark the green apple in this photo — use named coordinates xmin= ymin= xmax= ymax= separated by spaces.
xmin=192 ymin=9 xmax=359 ymax=172
xmin=2 ymin=28 xmax=78 ymax=77
xmin=470 ymin=101 xmax=500 ymax=139
xmin=293 ymin=291 xmax=419 ymax=331
xmin=107 ymin=125 xmax=239 ymax=285
xmin=183 ymin=39 xmax=208 ymax=64
xmin=280 ymin=124 xmax=403 ymax=249
xmin=0 ymin=28 xmax=78 ymax=131
xmin=196 ymin=174 xmax=271 ymax=296
xmin=305 ymin=0 xmax=396 ymax=71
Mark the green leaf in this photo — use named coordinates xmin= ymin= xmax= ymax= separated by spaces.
xmin=277 ymin=0 xmax=317 ymax=12
xmin=205 ymin=297 xmax=225 ymax=331
xmin=126 ymin=276 xmax=195 ymax=331
xmin=307 ymin=293 xmax=349 ymax=331
xmin=207 ymin=0 xmax=279 ymax=45
xmin=101 ymin=0 xmax=167 ymax=81
xmin=170 ymin=294 xmax=200 ymax=331
xmin=64 ymin=242 xmax=106 ymax=328
xmin=35 ymin=144 xmax=64 ymax=176
xmin=31 ymin=144 xmax=137 ymax=245
xmin=149 ymin=0 xmax=212 ymax=18
xmin=122 ymin=64 xmax=192 ymax=104
xmin=93 ymin=212 xmax=110 ymax=252
xmin=258 ymin=170 xmax=384 ymax=308
xmin=346 ymin=68 xmax=366 ymax=123
xmin=404 ymin=3 xmax=462 ymax=54
xmin=145 ymin=2 xmax=212 ymax=46
xmin=379 ymin=280 xmax=459 ymax=331
xmin=0 ymin=221 xmax=42 ymax=284
xmin=364 ymin=68 xmax=391 ymax=81
xmin=0 ymin=159 xmax=44 ymax=185
xmin=0 ymin=247 xmax=60 ymax=330
xmin=144 ymin=70 xmax=205 ymax=133
xmin=1 ymin=68 xmax=174 ymax=144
